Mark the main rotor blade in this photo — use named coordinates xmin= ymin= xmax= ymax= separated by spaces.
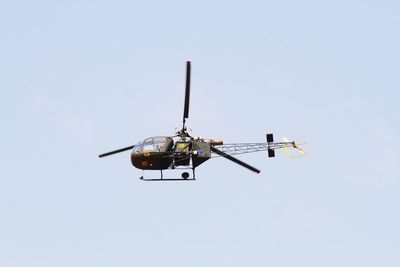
xmin=98 ymin=145 xmax=134 ymax=158
xmin=210 ymin=146 xmax=261 ymax=174
xmin=183 ymin=61 xmax=191 ymax=121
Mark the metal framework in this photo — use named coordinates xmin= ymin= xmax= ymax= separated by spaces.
xmin=212 ymin=142 xmax=295 ymax=157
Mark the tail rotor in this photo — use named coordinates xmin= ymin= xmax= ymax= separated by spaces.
xmin=281 ymin=137 xmax=309 ymax=158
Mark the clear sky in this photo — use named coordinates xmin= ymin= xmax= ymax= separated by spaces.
xmin=1 ymin=0 xmax=399 ymax=266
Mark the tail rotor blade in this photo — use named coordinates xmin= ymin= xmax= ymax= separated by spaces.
xmin=294 ymin=145 xmax=306 ymax=155
xmin=98 ymin=145 xmax=134 ymax=158
xmin=211 ymin=146 xmax=261 ymax=174
xmin=183 ymin=61 xmax=191 ymax=121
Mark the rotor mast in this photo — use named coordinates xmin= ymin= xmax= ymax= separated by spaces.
xmin=179 ymin=61 xmax=191 ymax=138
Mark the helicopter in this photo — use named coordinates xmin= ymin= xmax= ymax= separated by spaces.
xmin=99 ymin=61 xmax=307 ymax=181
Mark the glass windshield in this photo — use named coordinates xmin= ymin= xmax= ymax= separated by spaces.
xmin=133 ymin=137 xmax=171 ymax=153
xmin=153 ymin=137 xmax=168 ymax=150
xmin=143 ymin=139 xmax=154 ymax=151
xmin=133 ymin=143 xmax=143 ymax=153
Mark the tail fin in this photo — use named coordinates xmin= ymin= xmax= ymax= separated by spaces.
xmin=266 ymin=133 xmax=275 ymax=157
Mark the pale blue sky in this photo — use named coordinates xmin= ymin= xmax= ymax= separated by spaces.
xmin=1 ymin=0 xmax=399 ymax=266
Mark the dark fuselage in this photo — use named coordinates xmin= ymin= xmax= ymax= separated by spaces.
xmin=130 ymin=136 xmax=211 ymax=170
xmin=131 ymin=151 xmax=173 ymax=170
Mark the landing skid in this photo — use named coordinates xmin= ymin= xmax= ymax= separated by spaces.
xmin=139 ymin=168 xmax=196 ymax=181
xmin=140 ymin=177 xmax=196 ymax=181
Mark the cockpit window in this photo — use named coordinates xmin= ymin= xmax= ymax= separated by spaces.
xmin=153 ymin=137 xmax=168 ymax=150
xmin=133 ymin=137 xmax=173 ymax=153
xmin=143 ymin=140 xmax=154 ymax=151
xmin=133 ymin=143 xmax=143 ymax=153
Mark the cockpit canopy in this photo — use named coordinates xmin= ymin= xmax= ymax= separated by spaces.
xmin=133 ymin=136 xmax=174 ymax=153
